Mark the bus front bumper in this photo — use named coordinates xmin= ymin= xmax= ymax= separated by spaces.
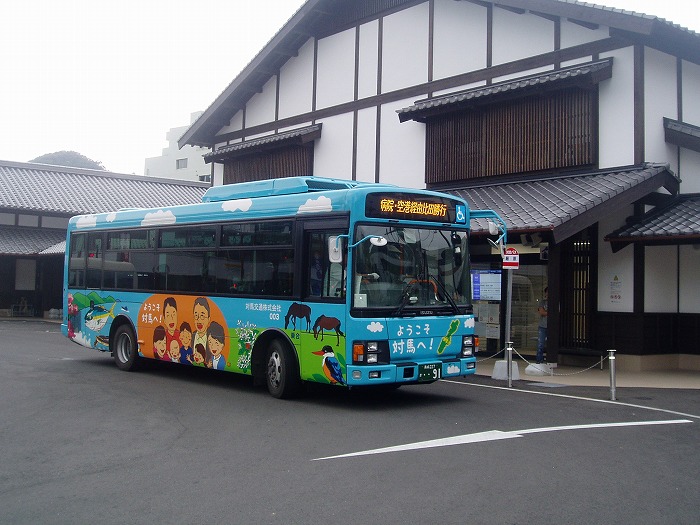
xmin=346 ymin=357 xmax=476 ymax=386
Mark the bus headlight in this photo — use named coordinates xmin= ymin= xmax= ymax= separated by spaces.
xmin=353 ymin=341 xmax=386 ymax=364
xmin=462 ymin=335 xmax=475 ymax=357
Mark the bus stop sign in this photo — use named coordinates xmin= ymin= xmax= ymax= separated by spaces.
xmin=503 ymin=247 xmax=519 ymax=270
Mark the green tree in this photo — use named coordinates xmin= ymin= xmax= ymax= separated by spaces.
xmin=30 ymin=151 xmax=106 ymax=170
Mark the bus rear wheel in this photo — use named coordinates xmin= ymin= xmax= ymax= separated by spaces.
xmin=265 ymin=339 xmax=300 ymax=399
xmin=112 ymin=324 xmax=139 ymax=371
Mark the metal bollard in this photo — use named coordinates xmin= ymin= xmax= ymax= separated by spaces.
xmin=506 ymin=341 xmax=514 ymax=388
xmin=608 ymin=349 xmax=617 ymax=401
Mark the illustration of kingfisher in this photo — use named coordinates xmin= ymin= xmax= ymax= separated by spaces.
xmin=84 ymin=302 xmax=116 ymax=332
xmin=313 ymin=345 xmax=346 ymax=385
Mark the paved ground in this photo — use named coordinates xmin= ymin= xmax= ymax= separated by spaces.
xmin=1 ymin=319 xmax=698 ymax=525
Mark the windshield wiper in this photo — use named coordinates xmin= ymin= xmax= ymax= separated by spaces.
xmin=393 ymin=280 xmax=418 ymax=316
xmin=429 ymin=273 xmax=460 ymax=315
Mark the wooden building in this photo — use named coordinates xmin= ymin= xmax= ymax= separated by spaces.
xmin=179 ymin=0 xmax=700 ymax=370
xmin=0 ymin=161 xmax=207 ymax=317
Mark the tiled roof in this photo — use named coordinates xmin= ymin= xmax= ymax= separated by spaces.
xmin=0 ymin=160 xmax=208 ymax=215
xmin=0 ymin=226 xmax=66 ymax=256
xmin=446 ymin=164 xmax=679 ymax=243
xmin=664 ymin=118 xmax=700 ymax=153
xmin=559 ymin=1 xmax=697 ymax=35
xmin=398 ymin=59 xmax=612 ymax=122
xmin=39 ymin=240 xmax=66 ymax=255
xmin=205 ymin=124 xmax=322 ymax=163
xmin=605 ymin=194 xmax=700 ymax=249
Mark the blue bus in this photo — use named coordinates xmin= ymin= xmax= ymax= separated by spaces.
xmin=62 ymin=177 xmax=506 ymax=398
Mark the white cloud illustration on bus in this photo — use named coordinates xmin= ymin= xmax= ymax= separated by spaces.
xmin=367 ymin=321 xmax=384 ymax=333
xmin=222 ymin=199 xmax=253 ymax=213
xmin=298 ymin=196 xmax=332 ymax=213
xmin=75 ymin=215 xmax=97 ymax=229
xmin=141 ymin=210 xmax=177 ymax=226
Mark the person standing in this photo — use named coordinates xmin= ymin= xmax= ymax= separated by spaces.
xmin=537 ymin=287 xmax=548 ymax=364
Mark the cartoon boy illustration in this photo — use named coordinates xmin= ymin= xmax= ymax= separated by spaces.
xmin=167 ymin=339 xmax=181 ymax=363
xmin=192 ymin=297 xmax=211 ymax=355
xmin=206 ymin=321 xmax=227 ymax=371
xmin=179 ymin=321 xmax=194 ymax=364
xmin=163 ymin=297 xmax=181 ymax=352
xmin=153 ymin=325 xmax=167 ymax=360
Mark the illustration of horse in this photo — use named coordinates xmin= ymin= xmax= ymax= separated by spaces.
xmin=285 ymin=302 xmax=311 ymax=331
xmin=312 ymin=315 xmax=345 ymax=346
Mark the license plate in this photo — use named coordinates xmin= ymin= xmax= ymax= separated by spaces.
xmin=418 ymin=363 xmax=442 ymax=382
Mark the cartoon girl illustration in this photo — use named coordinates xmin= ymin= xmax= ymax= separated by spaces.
xmin=189 ymin=343 xmax=206 ymax=366
xmin=179 ymin=321 xmax=194 ymax=364
xmin=153 ymin=325 xmax=167 ymax=360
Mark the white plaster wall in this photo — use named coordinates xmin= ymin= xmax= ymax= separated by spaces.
xmin=278 ymin=122 xmax=313 ymax=134
xmin=313 ymin=113 xmax=355 ymax=181
xmin=679 ymin=60 xmax=700 ymax=194
xmin=682 ymin=60 xmax=700 ymax=124
xmin=381 ymin=3 xmax=429 ymax=93
xmin=644 ymin=48 xmax=678 ymax=169
xmin=433 ymin=80 xmax=486 ymax=97
xmin=644 ymin=245 xmax=678 ymax=312
xmin=561 ymin=56 xmax=595 ymax=68
xmin=599 ymin=47 xmax=635 ymax=168
xmin=679 ymin=245 xmax=700 ymax=313
xmin=432 ymin=0 xmax=487 ymax=80
xmin=216 ymin=110 xmax=243 ymax=136
xmin=316 ymin=28 xmax=356 ymax=110
xmin=560 ymin=19 xmax=609 ymax=48
xmin=355 ymin=107 xmax=377 ymax=183
xmin=213 ymin=163 xmax=224 ymax=186
xmin=680 ymin=148 xmax=700 ymax=193
xmin=244 ymin=76 xmax=277 ymax=128
xmin=278 ymin=39 xmax=314 ymax=119
xmin=358 ymin=20 xmax=379 ymax=100
xmin=492 ymin=8 xmax=554 ymax=66
xmin=598 ymin=207 xmax=635 ymax=312
xmin=378 ymin=98 xmax=426 ymax=188
xmin=493 ymin=65 xmax=554 ymax=83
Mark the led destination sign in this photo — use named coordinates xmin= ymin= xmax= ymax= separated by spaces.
xmin=365 ymin=193 xmax=465 ymax=223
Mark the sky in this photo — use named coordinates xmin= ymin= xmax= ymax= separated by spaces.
xmin=0 ymin=0 xmax=698 ymax=176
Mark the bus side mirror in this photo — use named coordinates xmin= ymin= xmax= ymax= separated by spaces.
xmin=328 ymin=236 xmax=343 ymax=264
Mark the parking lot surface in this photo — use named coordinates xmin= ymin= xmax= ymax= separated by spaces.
xmin=1 ymin=320 xmax=698 ymax=524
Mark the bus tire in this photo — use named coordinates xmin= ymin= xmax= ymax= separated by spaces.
xmin=112 ymin=324 xmax=140 ymax=371
xmin=265 ymin=339 xmax=300 ymax=399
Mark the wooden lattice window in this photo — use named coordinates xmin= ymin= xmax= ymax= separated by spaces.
xmin=223 ymin=145 xmax=314 ymax=184
xmin=426 ymin=87 xmax=596 ymax=183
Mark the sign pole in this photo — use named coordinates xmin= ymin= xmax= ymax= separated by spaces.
xmin=505 ymin=268 xmax=513 ymax=387
xmin=503 ymin=247 xmax=519 ymax=387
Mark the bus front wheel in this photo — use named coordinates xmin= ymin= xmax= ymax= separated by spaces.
xmin=265 ymin=339 xmax=300 ymax=399
xmin=112 ymin=324 xmax=140 ymax=371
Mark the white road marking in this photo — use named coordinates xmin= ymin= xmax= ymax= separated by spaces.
xmin=312 ymin=419 xmax=691 ymax=461
xmin=442 ymin=379 xmax=700 ymax=420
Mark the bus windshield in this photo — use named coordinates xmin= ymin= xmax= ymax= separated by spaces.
xmin=352 ymin=224 xmax=470 ymax=311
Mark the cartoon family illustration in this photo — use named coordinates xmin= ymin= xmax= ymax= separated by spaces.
xmin=139 ymin=295 xmax=348 ymax=384
xmin=149 ymin=296 xmax=228 ymax=370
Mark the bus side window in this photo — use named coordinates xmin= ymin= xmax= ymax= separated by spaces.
xmin=68 ymin=233 xmax=86 ymax=288
xmin=86 ymin=232 xmax=103 ymax=289
xmin=306 ymin=232 xmax=346 ymax=299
